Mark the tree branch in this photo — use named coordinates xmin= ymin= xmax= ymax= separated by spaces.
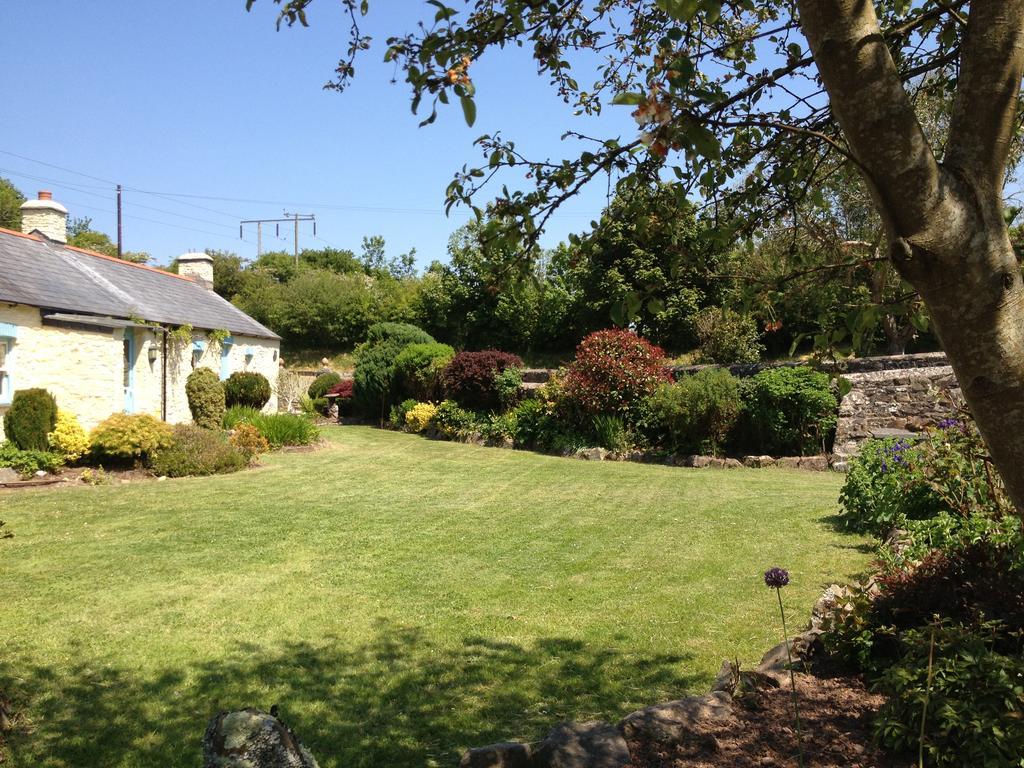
xmin=796 ymin=0 xmax=947 ymax=241
xmin=946 ymin=0 xmax=1024 ymax=192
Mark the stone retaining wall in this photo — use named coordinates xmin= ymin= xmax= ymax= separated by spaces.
xmin=524 ymin=351 xmax=963 ymax=458
xmin=832 ymin=363 xmax=961 ymax=457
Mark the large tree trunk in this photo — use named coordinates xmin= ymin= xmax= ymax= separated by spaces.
xmin=798 ymin=0 xmax=1024 ymax=511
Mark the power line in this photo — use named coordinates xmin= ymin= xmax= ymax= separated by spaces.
xmin=0 ymin=148 xmax=602 ymax=218
xmin=0 ymin=167 xmax=241 ymax=230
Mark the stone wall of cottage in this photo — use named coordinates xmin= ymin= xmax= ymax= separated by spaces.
xmin=0 ymin=303 xmax=123 ymax=437
xmin=0 ymin=302 xmax=280 ymax=441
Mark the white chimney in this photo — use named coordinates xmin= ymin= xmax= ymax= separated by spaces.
xmin=178 ymin=251 xmax=215 ymax=290
xmin=20 ymin=190 xmax=67 ymax=243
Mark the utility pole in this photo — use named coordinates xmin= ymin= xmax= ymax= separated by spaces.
xmin=240 ymin=213 xmax=315 ymax=263
xmin=116 ymin=184 xmax=123 ymax=258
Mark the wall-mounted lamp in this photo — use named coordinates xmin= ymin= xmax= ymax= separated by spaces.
xmin=148 ymin=346 xmax=159 ymax=365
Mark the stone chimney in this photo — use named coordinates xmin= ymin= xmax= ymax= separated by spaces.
xmin=20 ymin=190 xmax=67 ymax=243
xmin=178 ymin=251 xmax=215 ymax=290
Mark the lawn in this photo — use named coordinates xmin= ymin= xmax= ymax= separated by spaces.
xmin=0 ymin=426 xmax=870 ymax=768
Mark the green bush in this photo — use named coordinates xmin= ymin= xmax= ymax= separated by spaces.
xmin=307 ymin=372 xmax=342 ymax=415
xmin=430 ymin=400 xmax=480 ymax=438
xmin=3 ymin=388 xmax=57 ymax=451
xmin=874 ymin=622 xmax=1024 ymax=767
xmin=591 ymin=414 xmax=630 ymax=452
xmin=186 ymin=367 xmax=226 ymax=429
xmin=223 ymin=405 xmax=261 ymax=430
xmin=364 ymin=322 xmax=435 ymax=347
xmin=150 ymin=424 xmax=247 ymax=477
xmin=0 ymin=441 xmax=65 ymax=478
xmin=646 ymin=369 xmax=742 ymax=456
xmin=307 ymin=372 xmax=342 ymax=400
xmin=493 ymin=366 xmax=524 ymax=410
xmin=353 ymin=323 xmax=436 ymax=420
xmin=224 ymin=371 xmax=271 ymax=410
xmin=837 ymin=437 xmax=942 ymax=536
xmin=247 ymin=413 xmax=319 ymax=448
xmin=390 ymin=398 xmax=418 ymax=428
xmin=89 ymin=413 xmax=174 ymax=465
xmin=736 ymin=366 xmax=838 ymax=455
xmin=507 ymin=398 xmax=587 ymax=454
xmin=694 ymin=307 xmax=764 ymax=364
xmin=393 ymin=342 xmax=454 ymax=401
xmin=838 ymin=419 xmax=1011 ymax=543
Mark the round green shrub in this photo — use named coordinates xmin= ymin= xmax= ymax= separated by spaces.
xmin=394 ymin=342 xmax=455 ymax=401
xmin=224 ymin=371 xmax=271 ymax=409
xmin=186 ymin=367 xmax=226 ymax=429
xmin=694 ymin=307 xmax=764 ymax=364
xmin=307 ymin=371 xmax=342 ymax=414
xmin=353 ymin=323 xmax=436 ymax=419
xmin=89 ymin=413 xmax=173 ymax=466
xmin=735 ymin=366 xmax=838 ymax=455
xmin=151 ymin=424 xmax=247 ymax=477
xmin=3 ymin=388 xmax=57 ymax=451
xmin=307 ymin=372 xmax=342 ymax=400
xmin=364 ymin=322 xmax=434 ymax=347
xmin=646 ymin=369 xmax=742 ymax=456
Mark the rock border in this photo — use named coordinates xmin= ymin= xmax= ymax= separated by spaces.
xmin=431 ymin=430 xmax=838 ymax=473
xmin=202 ymin=590 xmax=843 ymax=767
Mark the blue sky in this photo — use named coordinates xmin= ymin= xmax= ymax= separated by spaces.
xmin=0 ymin=1 xmax=637 ymax=267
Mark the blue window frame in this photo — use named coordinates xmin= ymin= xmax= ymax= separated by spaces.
xmin=0 ymin=338 xmax=10 ymax=406
xmin=0 ymin=324 xmax=15 ymax=406
xmin=219 ymin=336 xmax=235 ymax=380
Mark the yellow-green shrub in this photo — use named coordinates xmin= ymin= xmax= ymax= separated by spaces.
xmin=230 ymin=423 xmax=270 ymax=462
xmin=405 ymin=402 xmax=438 ymax=433
xmin=48 ymin=410 xmax=90 ymax=462
xmin=89 ymin=413 xmax=173 ymax=465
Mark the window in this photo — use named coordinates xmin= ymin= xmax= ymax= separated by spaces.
xmin=0 ymin=340 xmax=9 ymax=405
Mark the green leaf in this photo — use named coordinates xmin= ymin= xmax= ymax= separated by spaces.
xmin=647 ymin=298 xmax=665 ymax=314
xmin=460 ymin=95 xmax=477 ymax=127
xmin=611 ymin=92 xmax=645 ymax=106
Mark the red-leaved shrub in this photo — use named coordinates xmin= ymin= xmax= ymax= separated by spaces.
xmin=561 ymin=329 xmax=668 ymax=422
xmin=326 ymin=379 xmax=354 ymax=399
xmin=442 ymin=350 xmax=523 ymax=411
xmin=326 ymin=379 xmax=355 ymax=416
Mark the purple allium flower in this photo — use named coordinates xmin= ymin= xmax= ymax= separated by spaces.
xmin=764 ymin=567 xmax=790 ymax=589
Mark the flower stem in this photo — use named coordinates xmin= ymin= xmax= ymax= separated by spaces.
xmin=777 ymin=588 xmax=805 ymax=768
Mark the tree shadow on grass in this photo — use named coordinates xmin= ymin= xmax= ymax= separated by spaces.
xmin=1 ymin=625 xmax=699 ymax=768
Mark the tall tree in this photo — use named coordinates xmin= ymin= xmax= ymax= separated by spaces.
xmin=0 ymin=177 xmax=25 ymax=231
xmin=253 ymin=1 xmax=1024 ymax=510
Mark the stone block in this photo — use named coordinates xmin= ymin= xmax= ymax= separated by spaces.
xmin=618 ymin=692 xmax=732 ymax=744
xmin=742 ymin=455 xmax=775 ymax=468
xmin=533 ymin=721 xmax=630 ymax=768
xmin=776 ymin=456 xmax=802 ymax=469
xmin=459 ymin=742 xmax=532 ymax=768
xmin=797 ymin=455 xmax=828 ymax=471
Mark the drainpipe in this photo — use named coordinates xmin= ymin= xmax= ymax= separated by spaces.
xmin=161 ymin=328 xmax=168 ymax=422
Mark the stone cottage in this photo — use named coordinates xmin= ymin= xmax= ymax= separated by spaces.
xmin=0 ymin=191 xmax=280 ymax=439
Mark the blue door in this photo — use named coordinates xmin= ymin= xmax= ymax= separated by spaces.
xmin=123 ymin=332 xmax=137 ymax=413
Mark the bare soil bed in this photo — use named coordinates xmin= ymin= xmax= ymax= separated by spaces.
xmin=628 ymin=668 xmax=909 ymax=768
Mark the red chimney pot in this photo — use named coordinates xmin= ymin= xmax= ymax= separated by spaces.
xmin=38 ymin=191 xmax=52 ymax=201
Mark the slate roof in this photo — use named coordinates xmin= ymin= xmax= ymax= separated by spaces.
xmin=0 ymin=228 xmax=279 ymax=340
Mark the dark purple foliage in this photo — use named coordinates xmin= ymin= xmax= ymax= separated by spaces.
xmin=442 ymin=350 xmax=523 ymax=411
